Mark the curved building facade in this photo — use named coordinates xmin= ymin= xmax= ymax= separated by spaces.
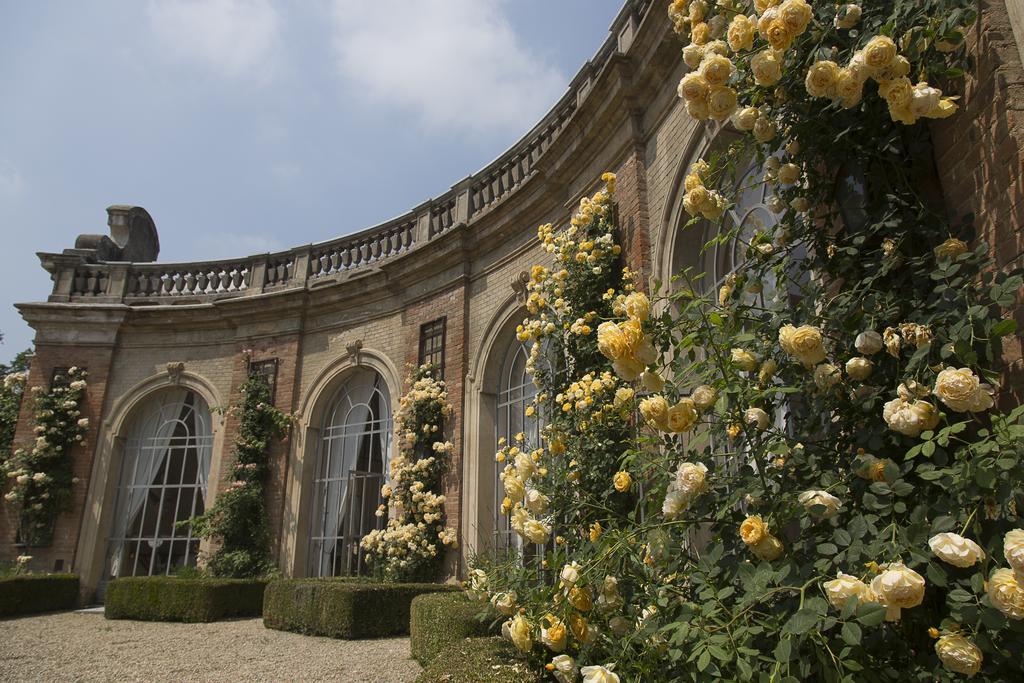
xmin=3 ymin=0 xmax=1023 ymax=601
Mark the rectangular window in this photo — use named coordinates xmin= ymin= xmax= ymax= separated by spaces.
xmin=248 ymin=358 xmax=279 ymax=403
xmin=418 ymin=317 xmax=446 ymax=377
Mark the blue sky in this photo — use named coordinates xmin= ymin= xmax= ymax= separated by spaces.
xmin=0 ymin=0 xmax=623 ymax=358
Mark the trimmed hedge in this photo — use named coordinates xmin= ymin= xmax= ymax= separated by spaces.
xmin=410 ymin=592 xmax=495 ymax=664
xmin=0 ymin=574 xmax=79 ymax=617
xmin=263 ymin=579 xmax=458 ymax=639
xmin=416 ymin=637 xmax=541 ymax=683
xmin=104 ymin=576 xmax=267 ymax=622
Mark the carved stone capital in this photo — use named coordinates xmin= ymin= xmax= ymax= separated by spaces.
xmin=346 ymin=339 xmax=364 ymax=365
xmin=511 ymin=270 xmax=530 ymax=302
xmin=166 ymin=362 xmax=185 ymax=384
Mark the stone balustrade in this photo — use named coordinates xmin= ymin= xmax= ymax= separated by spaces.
xmin=37 ymin=0 xmax=652 ymax=306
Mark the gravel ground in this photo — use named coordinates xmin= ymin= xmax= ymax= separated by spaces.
xmin=0 ymin=611 xmax=422 ymax=682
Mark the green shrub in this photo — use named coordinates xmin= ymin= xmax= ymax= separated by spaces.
xmin=263 ymin=578 xmax=458 ymax=639
xmin=410 ymin=592 xmax=496 ymax=665
xmin=0 ymin=573 xmax=79 ymax=617
xmin=104 ymin=576 xmax=267 ymax=622
xmin=416 ymin=637 xmax=541 ymax=683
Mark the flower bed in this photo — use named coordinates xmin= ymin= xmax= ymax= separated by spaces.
xmin=262 ymin=579 xmax=458 ymax=639
xmin=0 ymin=573 xmax=79 ymax=617
xmin=409 ymin=592 xmax=495 ymax=664
xmin=415 ymin=637 xmax=541 ymax=683
xmin=104 ymin=576 xmax=267 ymax=623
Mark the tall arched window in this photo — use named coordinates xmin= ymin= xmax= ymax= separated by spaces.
xmin=494 ymin=340 xmax=540 ymax=552
xmin=307 ymin=368 xmax=392 ymax=577
xmin=107 ymin=389 xmax=213 ymax=579
xmin=672 ymin=159 xmax=779 ymax=297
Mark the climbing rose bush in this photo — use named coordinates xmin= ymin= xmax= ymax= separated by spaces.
xmin=472 ymin=1 xmax=1024 ymax=680
xmin=361 ymin=365 xmax=458 ymax=582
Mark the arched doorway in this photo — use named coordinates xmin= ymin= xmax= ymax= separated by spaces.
xmin=306 ymin=367 xmax=392 ymax=577
xmin=105 ymin=388 xmax=213 ymax=580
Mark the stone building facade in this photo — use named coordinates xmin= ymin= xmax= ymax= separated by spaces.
xmin=3 ymin=0 xmax=1023 ymax=602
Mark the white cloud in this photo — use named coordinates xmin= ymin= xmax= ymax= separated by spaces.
xmin=0 ymin=160 xmax=25 ymax=199
xmin=330 ymin=0 xmax=566 ymax=134
xmin=147 ymin=0 xmax=281 ymax=82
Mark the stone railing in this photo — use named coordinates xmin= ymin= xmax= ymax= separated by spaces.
xmin=38 ymin=0 xmax=654 ymax=306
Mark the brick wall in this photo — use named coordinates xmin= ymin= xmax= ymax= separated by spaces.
xmin=932 ymin=0 xmax=1024 ymax=402
xmin=0 ymin=343 xmax=116 ymax=573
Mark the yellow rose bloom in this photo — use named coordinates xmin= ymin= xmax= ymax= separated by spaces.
xmin=699 ymin=54 xmax=734 ymax=87
xmin=740 ymin=515 xmax=768 ymax=545
xmin=639 ymin=394 xmax=671 ymax=430
xmin=751 ymin=534 xmax=784 ymax=561
xmin=805 ymin=60 xmax=841 ymax=98
xmin=933 ymin=367 xmax=994 ymax=413
xmin=727 ymin=14 xmax=755 ymax=52
xmin=623 ymin=291 xmax=650 ymax=321
xmin=731 ymin=348 xmax=759 ymax=371
xmin=613 ymin=471 xmax=632 ymax=492
xmin=778 ymin=323 xmax=827 ymax=366
xmin=589 ymin=521 xmax=603 ymax=542
xmin=751 ymin=49 xmax=783 ymax=86
xmin=823 ymin=572 xmax=875 ymax=610
xmin=988 ymin=568 xmax=1024 ymax=619
xmin=540 ymin=615 xmax=567 ymax=653
xmin=707 ymin=85 xmax=739 ymax=121
xmin=863 ymin=35 xmax=897 ymax=74
xmin=596 ymin=322 xmax=628 ymax=361
xmin=870 ymin=562 xmax=925 ymax=622
xmin=568 ymin=585 xmax=593 ymax=612
xmin=667 ymin=398 xmax=699 ymax=432
xmin=934 ymin=237 xmax=968 ymax=259
xmin=935 ymin=634 xmax=983 ymax=677
xmin=508 ymin=614 xmax=534 ymax=653
xmin=677 ymin=71 xmax=710 ymax=102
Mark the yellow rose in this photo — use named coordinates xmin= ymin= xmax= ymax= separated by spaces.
xmin=707 ymin=86 xmax=738 ymax=121
xmin=855 ymin=330 xmax=883 ymax=355
xmin=928 ymin=532 xmax=985 ymax=568
xmin=521 ymin=518 xmax=551 ymax=545
xmin=732 ymin=105 xmax=759 ymax=131
xmin=753 ymin=115 xmax=777 ymax=142
xmin=798 ymin=490 xmax=842 ymax=518
xmin=870 ymin=562 xmax=925 ymax=621
xmin=777 ymin=162 xmax=801 ymax=185
xmin=568 ymin=613 xmax=590 ymax=642
xmin=757 ymin=359 xmax=777 ymax=385
xmin=813 ymin=363 xmax=842 ymax=390
xmin=935 ymin=634 xmax=983 ymax=677
xmin=751 ymin=534 xmax=784 ymax=561
xmin=641 ymin=370 xmax=665 ymax=392
xmin=508 ymin=614 xmax=534 ymax=653
xmin=691 ymin=384 xmax=717 ymax=411
xmin=612 ymin=356 xmax=646 ymax=382
xmin=882 ymin=397 xmax=940 ymax=437
xmin=762 ymin=17 xmax=793 ymax=51
xmin=568 ymin=585 xmax=593 ymax=612
xmin=989 ymin=568 xmax=1024 ymax=619
xmin=845 ymin=357 xmax=873 ymax=380
xmin=740 ymin=515 xmax=768 ymax=545
xmin=727 ymin=14 xmax=756 ymax=52
xmin=623 ymin=291 xmax=650 ymax=321
xmin=878 ymin=77 xmax=913 ymax=109
xmin=503 ymin=473 xmax=526 ymax=502
xmin=677 ymin=71 xmax=710 ymax=102
xmin=751 ymin=49 xmax=783 ymax=86
xmin=597 ymin=322 xmax=628 ymax=361
xmin=824 ymin=572 xmax=875 ymax=610
xmin=834 ymin=4 xmax=862 ymax=30
xmin=863 ymin=35 xmax=897 ymax=74
xmin=691 ymin=21 xmax=710 ymax=45
xmin=640 ymin=395 xmax=670 ymax=430
xmin=589 ymin=521 xmax=602 ymax=542
xmin=613 ymin=471 xmax=632 ymax=493
xmin=835 ymin=68 xmax=864 ymax=108
xmin=541 ymin=615 xmax=567 ymax=653
xmin=744 ymin=407 xmax=771 ymax=430
xmin=934 ymin=237 xmax=968 ymax=259
xmin=805 ymin=60 xmax=840 ymax=98
xmin=1003 ymin=529 xmax=1024 ymax=575
xmin=667 ymin=399 xmax=699 ymax=433
xmin=778 ymin=323 xmax=827 ymax=366
xmin=933 ymin=367 xmax=995 ymax=413
xmin=491 ymin=591 xmax=518 ymax=616
xmin=699 ymin=54 xmax=733 ymax=86
xmin=731 ymin=348 xmax=759 ymax=371
xmin=682 ymin=42 xmax=705 ymax=69
xmin=779 ymin=0 xmax=812 ymax=34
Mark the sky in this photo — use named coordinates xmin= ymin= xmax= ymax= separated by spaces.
xmin=0 ymin=0 xmax=624 ymax=359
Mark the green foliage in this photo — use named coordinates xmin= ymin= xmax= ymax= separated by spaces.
xmin=0 ymin=348 xmax=31 ymax=466
xmin=184 ymin=371 xmax=290 ymax=578
xmin=103 ymin=576 xmax=267 ymax=622
xmin=2 ymin=366 xmax=88 ymax=547
xmin=410 ymin=591 xmax=497 ymax=664
xmin=475 ymin=2 xmax=1024 ymax=680
xmin=0 ymin=573 xmax=79 ymax=616
xmin=415 ymin=637 xmax=542 ymax=683
xmin=262 ymin=578 xmax=458 ymax=639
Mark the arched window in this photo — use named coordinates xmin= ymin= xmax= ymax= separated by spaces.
xmin=307 ymin=368 xmax=392 ymax=577
xmin=494 ymin=340 xmax=540 ymax=552
xmin=107 ymin=389 xmax=213 ymax=579
xmin=672 ymin=159 xmax=779 ymax=297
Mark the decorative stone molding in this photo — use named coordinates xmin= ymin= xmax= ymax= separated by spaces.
xmin=511 ymin=270 xmax=530 ymax=302
xmin=346 ymin=339 xmax=364 ymax=366
xmin=166 ymin=362 xmax=185 ymax=384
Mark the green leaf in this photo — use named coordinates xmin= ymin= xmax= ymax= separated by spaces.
xmin=785 ymin=608 xmax=820 ymax=635
xmin=841 ymin=621 xmax=862 ymax=646
xmin=857 ymin=602 xmax=887 ymax=627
